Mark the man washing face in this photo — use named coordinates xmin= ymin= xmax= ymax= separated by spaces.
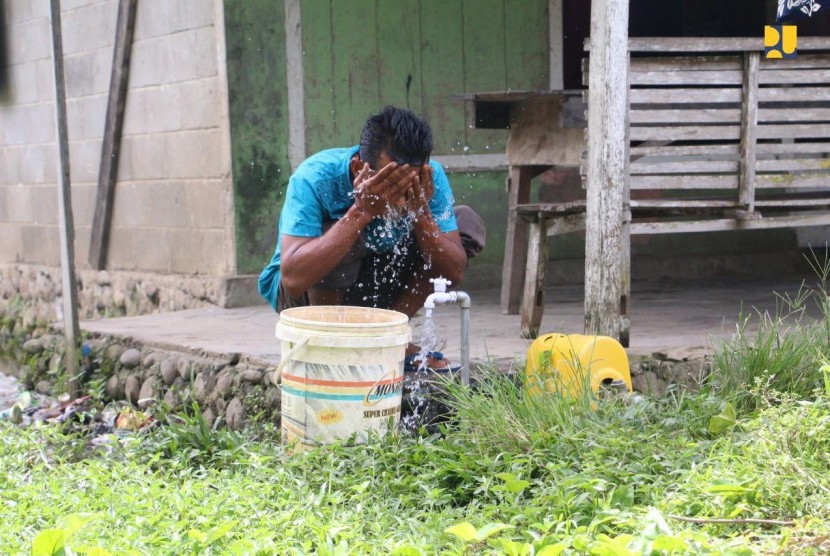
xmin=258 ymin=105 xmax=485 ymax=370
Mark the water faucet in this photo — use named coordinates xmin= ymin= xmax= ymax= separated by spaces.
xmin=422 ymin=277 xmax=472 ymax=386
xmin=424 ymin=277 xmax=458 ymax=315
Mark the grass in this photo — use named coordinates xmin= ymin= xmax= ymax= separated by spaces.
xmin=707 ymin=253 xmax=830 ymax=414
xmin=3 ymin=381 xmax=830 ymax=554
xmin=4 ymin=257 xmax=830 ymax=554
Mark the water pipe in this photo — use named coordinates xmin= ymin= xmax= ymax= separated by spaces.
xmin=424 ymin=277 xmax=471 ymax=387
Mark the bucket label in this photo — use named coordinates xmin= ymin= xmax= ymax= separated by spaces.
xmin=281 ymin=361 xmax=403 ymax=445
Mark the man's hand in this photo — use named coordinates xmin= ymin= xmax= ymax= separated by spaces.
xmin=352 ymin=162 xmax=417 ymax=218
xmin=407 ymin=164 xmax=434 ymax=218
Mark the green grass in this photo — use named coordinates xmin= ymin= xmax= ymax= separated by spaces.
xmin=3 ymin=383 xmax=830 ymax=555
xmin=706 ymin=256 xmax=830 ymax=416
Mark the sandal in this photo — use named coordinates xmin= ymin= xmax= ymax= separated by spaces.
xmin=403 ymin=351 xmax=461 ymax=373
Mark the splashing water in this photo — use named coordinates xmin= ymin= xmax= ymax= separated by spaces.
xmin=401 ymin=313 xmax=440 ymax=434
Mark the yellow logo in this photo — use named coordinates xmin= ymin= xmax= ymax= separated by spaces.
xmin=765 ymin=25 xmax=797 ymax=59
xmin=317 ymin=409 xmax=343 ymax=425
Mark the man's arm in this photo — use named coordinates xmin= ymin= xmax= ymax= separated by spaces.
xmin=280 ymin=207 xmax=374 ymax=297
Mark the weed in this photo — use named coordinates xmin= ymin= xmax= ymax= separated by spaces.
xmin=708 ymin=255 xmax=830 ymax=414
xmin=143 ymin=402 xmax=250 ymax=470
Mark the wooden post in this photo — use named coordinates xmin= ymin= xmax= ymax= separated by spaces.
xmin=521 ymin=219 xmax=547 ymax=339
xmin=583 ymin=0 xmax=630 ymax=339
xmin=501 ymin=166 xmax=533 ymax=314
xmin=738 ymin=52 xmax=759 ymax=213
xmin=49 ymin=0 xmax=80 ymax=398
xmin=89 ymin=0 xmax=137 ymax=269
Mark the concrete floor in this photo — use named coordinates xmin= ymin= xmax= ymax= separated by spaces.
xmin=79 ymin=277 xmax=823 ymax=370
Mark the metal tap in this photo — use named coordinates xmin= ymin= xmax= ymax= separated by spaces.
xmin=423 ymin=277 xmax=472 ymax=386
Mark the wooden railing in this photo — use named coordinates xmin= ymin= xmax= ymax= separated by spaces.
xmin=519 ymin=37 xmax=830 ymax=342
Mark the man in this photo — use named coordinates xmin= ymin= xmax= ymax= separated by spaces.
xmin=258 ymin=105 xmax=485 ymax=370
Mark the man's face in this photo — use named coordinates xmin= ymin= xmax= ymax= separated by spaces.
xmin=370 ymin=151 xmax=396 ymax=174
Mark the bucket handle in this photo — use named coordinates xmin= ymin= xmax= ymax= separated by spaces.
xmin=272 ymin=337 xmax=310 ymax=385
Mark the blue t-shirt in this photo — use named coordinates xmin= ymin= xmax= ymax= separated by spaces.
xmin=258 ymin=146 xmax=458 ymax=310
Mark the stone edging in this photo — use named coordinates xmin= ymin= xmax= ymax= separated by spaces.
xmin=1 ymin=329 xmax=280 ymax=431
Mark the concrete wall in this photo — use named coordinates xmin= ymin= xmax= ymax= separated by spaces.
xmin=0 ymin=0 xmax=235 ymax=277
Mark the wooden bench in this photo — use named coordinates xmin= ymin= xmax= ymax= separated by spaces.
xmin=520 ymin=37 xmax=830 ymax=344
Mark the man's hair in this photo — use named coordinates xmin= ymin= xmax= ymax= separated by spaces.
xmin=359 ymin=105 xmax=433 ymax=169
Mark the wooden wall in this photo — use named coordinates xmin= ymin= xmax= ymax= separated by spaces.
xmin=300 ymin=0 xmax=549 ymax=157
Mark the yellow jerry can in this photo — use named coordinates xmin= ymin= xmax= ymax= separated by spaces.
xmin=524 ymin=333 xmax=632 ymax=397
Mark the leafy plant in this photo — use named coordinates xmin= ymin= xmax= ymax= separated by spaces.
xmin=31 ymin=513 xmax=102 ymax=556
xmin=143 ymin=402 xmax=249 ymax=469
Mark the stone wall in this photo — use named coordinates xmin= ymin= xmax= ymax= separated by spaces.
xmin=0 ymin=329 xmax=279 ymax=431
xmin=0 ymin=263 xmax=263 ymax=329
xmin=0 ymin=0 xmax=235 ymax=277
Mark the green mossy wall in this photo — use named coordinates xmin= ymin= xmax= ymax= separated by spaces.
xmin=224 ymin=1 xmax=291 ymax=275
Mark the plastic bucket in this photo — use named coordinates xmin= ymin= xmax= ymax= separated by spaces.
xmin=275 ymin=305 xmax=411 ymax=448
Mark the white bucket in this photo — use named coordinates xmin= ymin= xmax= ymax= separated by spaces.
xmin=274 ymin=305 xmax=411 ymax=448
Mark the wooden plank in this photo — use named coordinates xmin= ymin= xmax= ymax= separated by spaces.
xmin=419 ymin=0 xmax=465 ymax=154
xmin=544 ymin=212 xmax=587 ymax=235
xmin=584 ymin=0 xmax=629 ymax=339
xmin=49 ymin=0 xmax=80 ymax=398
xmin=757 ymin=142 xmax=830 ymax=155
xmin=549 ymin=0 xmax=563 ymax=89
xmin=631 ymin=212 xmax=830 ymax=234
xmin=507 ymin=97 xmax=585 ymax=166
xmin=501 ymin=166 xmax=533 ymax=314
xmin=757 ymin=175 xmax=830 ymax=188
xmin=629 ymin=69 xmax=742 ymax=86
xmin=629 ymin=125 xmax=741 ymax=141
xmin=739 ymin=52 xmax=759 ymax=211
xmin=757 ymin=122 xmax=830 ymax=140
xmin=755 ymin=198 xmax=830 ymax=207
xmin=331 ymin=1 xmax=379 ymax=144
xmin=630 ymin=143 xmax=739 ymax=157
xmin=630 ymin=56 xmax=742 ymax=72
xmin=516 ymin=200 xmax=587 ymax=218
xmin=300 ymin=0 xmax=335 ymax=154
xmin=759 ymin=54 xmax=830 ymax=69
xmin=630 ymin=199 xmax=739 ymax=208
xmin=757 ymin=159 xmax=830 ymax=172
xmin=758 ymin=107 xmax=830 ymax=122
xmin=623 ymin=36 xmax=830 ymax=53
xmin=630 ymin=143 xmax=829 ymax=160
xmin=285 ymin=0 xmax=306 ymax=169
xmin=630 ymin=88 xmax=741 ymax=104
xmin=462 ymin=0 xmax=508 ymax=152
xmin=505 ymin=0 xmax=549 ymax=90
xmin=631 ymin=175 xmax=738 ymax=189
xmin=759 ymin=87 xmax=830 ymax=102
xmin=520 ymin=221 xmax=547 ymax=339
xmin=88 ymin=0 xmax=137 ymax=269
xmin=433 ymin=153 xmax=507 ymax=172
xmin=630 ymin=108 xmax=741 ymax=124
xmin=758 ymin=68 xmax=830 ymax=85
xmin=376 ymin=0 xmax=422 ymax=114
xmin=620 ymin=207 xmax=630 ymax=348
xmin=630 ymin=159 xmax=739 ymax=174
xmin=458 ymin=89 xmax=582 ymax=103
